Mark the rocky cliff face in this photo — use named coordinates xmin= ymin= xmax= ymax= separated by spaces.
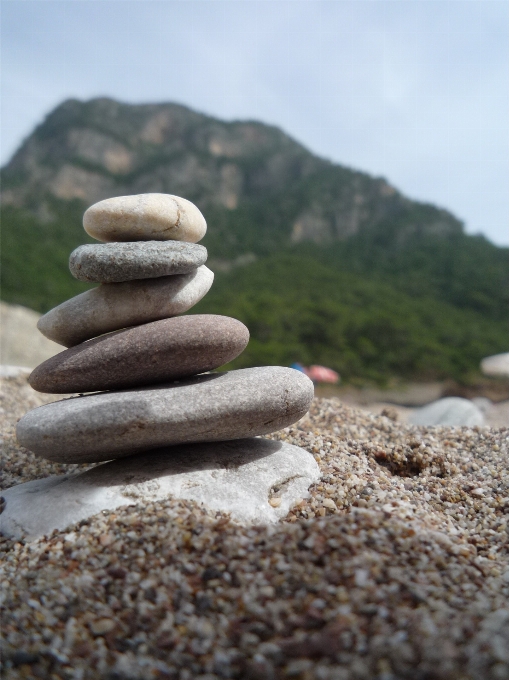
xmin=1 ymin=97 xmax=462 ymax=247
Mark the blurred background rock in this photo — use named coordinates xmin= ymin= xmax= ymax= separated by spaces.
xmin=1 ymin=302 xmax=60 ymax=369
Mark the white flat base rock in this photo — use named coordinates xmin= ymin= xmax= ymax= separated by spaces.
xmin=37 ymin=265 xmax=214 ymax=347
xmin=0 ymin=438 xmax=320 ymax=540
xmin=16 ymin=366 xmax=314 ymax=463
xmin=409 ymin=397 xmax=485 ymax=427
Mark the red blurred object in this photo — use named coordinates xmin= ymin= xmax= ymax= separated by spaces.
xmin=306 ymin=365 xmax=340 ymax=383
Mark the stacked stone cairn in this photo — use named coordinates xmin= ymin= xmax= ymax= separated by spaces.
xmin=16 ymin=194 xmax=315 ymax=480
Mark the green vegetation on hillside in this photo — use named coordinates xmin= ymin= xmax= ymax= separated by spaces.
xmin=1 ymin=200 xmax=507 ymax=383
xmin=1 ymin=202 xmax=93 ymax=312
xmin=193 ymin=254 xmax=508 ymax=383
xmin=292 ymin=225 xmax=508 ymax=322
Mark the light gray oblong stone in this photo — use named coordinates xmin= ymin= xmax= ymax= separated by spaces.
xmin=37 ymin=265 xmax=214 ymax=347
xmin=409 ymin=397 xmax=485 ymax=427
xmin=83 ymin=194 xmax=207 ymax=243
xmin=16 ymin=367 xmax=315 ymax=463
xmin=69 ymin=241 xmax=208 ymax=283
xmin=0 ymin=438 xmax=320 ymax=540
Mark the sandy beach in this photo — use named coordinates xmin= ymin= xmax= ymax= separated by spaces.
xmin=1 ymin=373 xmax=508 ymax=679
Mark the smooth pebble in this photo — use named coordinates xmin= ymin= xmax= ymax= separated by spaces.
xmin=29 ymin=315 xmax=249 ymax=393
xmin=16 ymin=366 xmax=314 ymax=463
xmin=69 ymin=241 xmax=207 ymax=283
xmin=83 ymin=194 xmax=207 ymax=243
xmin=37 ymin=265 xmax=214 ymax=347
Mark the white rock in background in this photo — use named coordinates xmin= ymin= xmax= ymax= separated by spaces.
xmin=0 ymin=302 xmax=61 ymax=368
xmin=0 ymin=438 xmax=320 ymax=540
xmin=481 ymin=353 xmax=509 ymax=379
xmin=408 ymin=397 xmax=485 ymax=427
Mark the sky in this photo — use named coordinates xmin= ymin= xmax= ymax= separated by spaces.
xmin=2 ymin=0 xmax=508 ymax=246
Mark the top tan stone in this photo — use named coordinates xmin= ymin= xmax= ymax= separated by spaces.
xmin=83 ymin=194 xmax=207 ymax=243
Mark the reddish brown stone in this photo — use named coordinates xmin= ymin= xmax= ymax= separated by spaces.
xmin=29 ymin=315 xmax=249 ymax=393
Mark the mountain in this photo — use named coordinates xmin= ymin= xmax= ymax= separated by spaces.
xmin=2 ymin=97 xmax=461 ymax=244
xmin=1 ymin=97 xmax=507 ymax=382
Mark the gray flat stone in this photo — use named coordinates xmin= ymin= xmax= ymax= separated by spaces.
xmin=69 ymin=241 xmax=207 ymax=283
xmin=29 ymin=315 xmax=249 ymax=393
xmin=408 ymin=397 xmax=485 ymax=427
xmin=37 ymin=265 xmax=214 ymax=347
xmin=0 ymin=438 xmax=320 ymax=540
xmin=16 ymin=367 xmax=314 ymax=463
xmin=83 ymin=194 xmax=207 ymax=243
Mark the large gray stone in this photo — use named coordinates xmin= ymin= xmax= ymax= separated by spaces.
xmin=69 ymin=241 xmax=207 ymax=283
xmin=37 ymin=265 xmax=214 ymax=347
xmin=408 ymin=397 xmax=485 ymax=427
xmin=0 ymin=439 xmax=320 ymax=540
xmin=29 ymin=315 xmax=249 ymax=393
xmin=16 ymin=367 xmax=314 ymax=463
xmin=83 ymin=194 xmax=207 ymax=243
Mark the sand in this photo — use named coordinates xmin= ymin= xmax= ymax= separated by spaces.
xmin=1 ymin=374 xmax=508 ymax=679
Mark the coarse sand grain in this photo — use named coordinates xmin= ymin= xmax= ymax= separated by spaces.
xmin=1 ymin=374 xmax=508 ymax=679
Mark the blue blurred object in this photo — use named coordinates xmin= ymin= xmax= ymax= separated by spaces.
xmin=291 ymin=362 xmax=307 ymax=373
